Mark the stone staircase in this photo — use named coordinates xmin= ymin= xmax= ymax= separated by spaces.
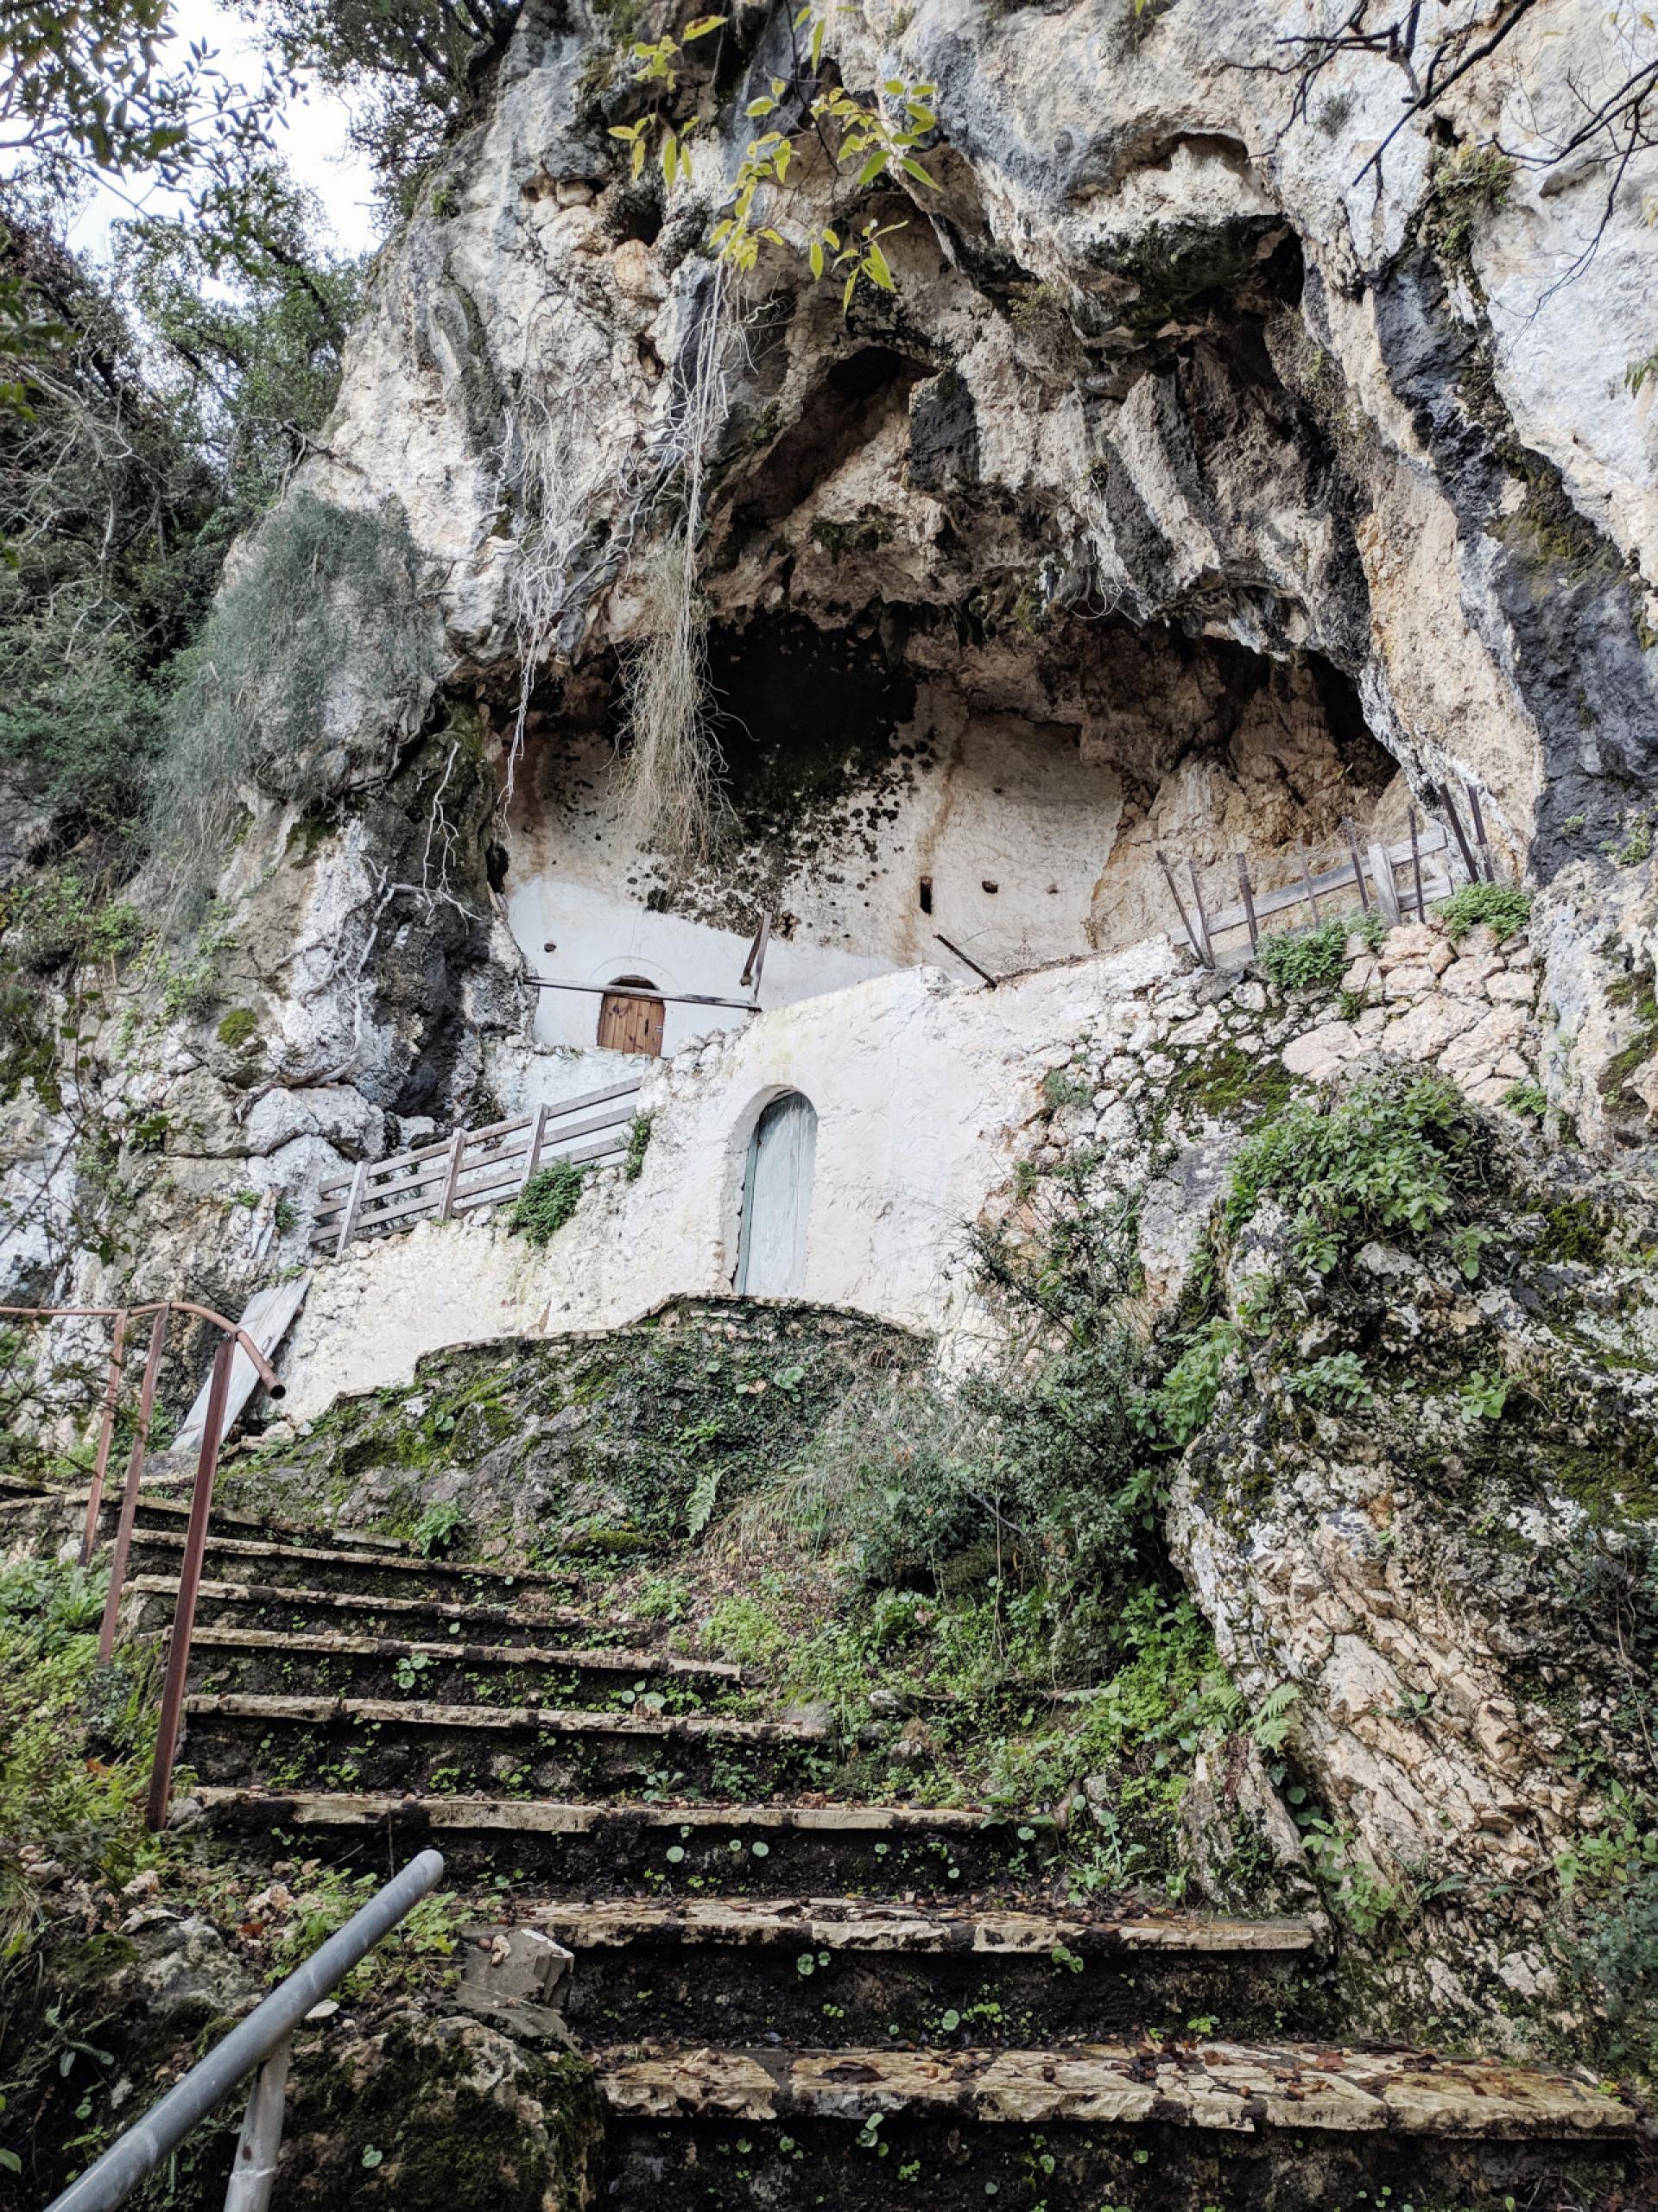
xmin=123 ymin=1499 xmax=1642 ymax=2209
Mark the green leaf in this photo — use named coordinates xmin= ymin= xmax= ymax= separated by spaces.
xmin=856 ymin=149 xmax=889 ymax=187
xmin=901 ymin=157 xmax=939 ymax=188
xmin=0 ymin=2151 xmax=20 ymax=2176
xmin=683 ymin=14 xmax=728 ymax=37
xmin=812 ymin=19 xmax=825 ymax=68
xmin=608 ymin=124 xmax=640 ymax=141
xmin=809 ymin=239 xmax=825 ymax=278
xmin=747 ymin=94 xmax=775 ymax=115
xmin=866 ymin=241 xmax=895 ymax=289
xmin=631 ymin=136 xmax=646 ymax=180
xmin=843 ymin=269 xmax=857 ymax=311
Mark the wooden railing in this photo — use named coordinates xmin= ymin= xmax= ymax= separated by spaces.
xmin=1157 ymin=814 xmax=1458 ymax=970
xmin=310 ymin=1076 xmax=646 ymax=1258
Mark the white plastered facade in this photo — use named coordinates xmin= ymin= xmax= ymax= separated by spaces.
xmin=277 ymin=939 xmax=1176 ymax=1419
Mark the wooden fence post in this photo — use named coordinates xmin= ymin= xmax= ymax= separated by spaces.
xmin=334 ymin=1161 xmax=367 ymax=1260
xmin=1342 ymin=819 xmax=1370 ymax=913
xmin=1186 ymin=859 xmax=1214 ymax=968
xmin=519 ymin=1104 xmax=550 ymax=1194
xmin=1436 ymin=782 xmax=1481 ymax=885
xmin=1465 ymin=780 xmax=1494 ymax=881
xmin=1235 ymin=853 xmax=1259 ymax=954
xmin=437 ymin=1130 xmax=466 ymax=1222
xmin=1408 ymin=805 xmax=1427 ymax=921
xmin=1156 ymin=850 xmax=1204 ymax=961
xmin=1368 ymin=842 xmax=1402 ymax=928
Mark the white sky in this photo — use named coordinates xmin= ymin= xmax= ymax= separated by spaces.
xmin=68 ymin=0 xmax=383 ymax=262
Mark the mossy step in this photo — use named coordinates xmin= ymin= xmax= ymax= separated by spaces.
xmin=126 ymin=1575 xmax=606 ymax=1645
xmin=598 ymin=2044 xmax=1642 ymax=2212
xmin=181 ymin=1625 xmax=750 ymax=1711
xmin=543 ymin=1898 xmax=1321 ymax=2049
xmin=125 ymin=1527 xmax=566 ymax=1598
xmin=596 ymin=2038 xmax=1638 ymax=2135
xmin=193 ymin=1789 xmax=1047 ymax=1892
xmin=180 ymin=1692 xmax=831 ymax=1799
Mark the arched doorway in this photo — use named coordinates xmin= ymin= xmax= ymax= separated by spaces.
xmin=597 ymin=976 xmax=665 ymax=1057
xmin=737 ymin=1092 xmax=818 ymax=1297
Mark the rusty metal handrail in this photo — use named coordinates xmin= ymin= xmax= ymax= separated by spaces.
xmin=0 ymin=1299 xmax=284 ymax=1829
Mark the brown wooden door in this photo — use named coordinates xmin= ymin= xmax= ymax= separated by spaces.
xmin=597 ymin=980 xmax=664 ymax=1057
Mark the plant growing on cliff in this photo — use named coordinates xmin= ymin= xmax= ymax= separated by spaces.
xmin=624 ymin=1112 xmax=654 ymax=1180
xmin=509 ymin=1157 xmax=590 ymax=1245
xmin=611 ymin=9 xmax=940 ymax=308
xmin=1258 ymin=918 xmax=1349 ymax=993
xmin=1418 ymin=143 xmax=1516 ymax=278
xmin=1437 ymin=880 xmax=1531 ymax=941
xmin=1224 ymin=1073 xmax=1484 ymax=1276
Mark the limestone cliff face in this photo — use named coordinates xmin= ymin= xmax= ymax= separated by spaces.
xmin=16 ymin=0 xmax=1654 ymax=1290
xmin=298 ymin=0 xmax=1658 ymax=855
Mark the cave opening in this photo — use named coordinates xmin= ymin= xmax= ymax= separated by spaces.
xmin=497 ymin=596 xmax=1405 ymax=1063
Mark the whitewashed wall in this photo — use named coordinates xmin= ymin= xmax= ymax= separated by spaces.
xmin=277 ymin=940 xmax=1177 ymax=1418
xmin=500 ymin=708 xmax=1123 ymax=1061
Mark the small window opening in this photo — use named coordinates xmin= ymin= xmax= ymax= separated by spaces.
xmin=918 ymin=875 xmax=933 ymax=915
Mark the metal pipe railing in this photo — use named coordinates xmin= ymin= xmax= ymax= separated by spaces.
xmin=0 ymin=1300 xmax=282 ymax=1567
xmin=43 ymin=1850 xmax=446 ymax=2212
xmin=0 ymin=1298 xmax=286 ymax=1825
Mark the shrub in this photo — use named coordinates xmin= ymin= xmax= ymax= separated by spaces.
xmin=509 ymin=1157 xmax=590 ymax=1245
xmin=1224 ymin=1074 xmax=1484 ymax=1275
xmin=1258 ymin=918 xmax=1349 ymax=992
xmin=1437 ymin=881 xmax=1531 ymax=941
xmin=153 ymin=492 xmax=445 ymax=891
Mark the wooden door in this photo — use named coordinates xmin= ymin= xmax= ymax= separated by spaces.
xmin=597 ymin=980 xmax=664 ymax=1057
xmin=737 ymin=1091 xmax=818 ymax=1297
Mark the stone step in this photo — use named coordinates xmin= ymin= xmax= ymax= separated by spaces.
xmin=125 ymin=1494 xmax=408 ymax=1551
xmin=125 ymin=1526 xmax=566 ymax=1600
xmin=126 ymin=1575 xmax=611 ymax=1646
xmin=541 ymin=1897 xmax=1321 ymax=2048
xmin=598 ymin=2037 xmax=1637 ymax=2133
xmin=598 ymin=2042 xmax=1642 ymax=2211
xmin=193 ymin=1790 xmax=1051 ymax=1892
xmin=180 ymin=1624 xmax=750 ymax=1712
xmin=180 ymin=1693 xmax=830 ymax=1799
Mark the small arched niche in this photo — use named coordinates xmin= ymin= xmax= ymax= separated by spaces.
xmin=737 ymin=1091 xmax=818 ymax=1297
xmin=597 ymin=975 xmax=665 ymax=1057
